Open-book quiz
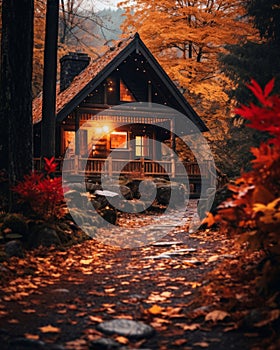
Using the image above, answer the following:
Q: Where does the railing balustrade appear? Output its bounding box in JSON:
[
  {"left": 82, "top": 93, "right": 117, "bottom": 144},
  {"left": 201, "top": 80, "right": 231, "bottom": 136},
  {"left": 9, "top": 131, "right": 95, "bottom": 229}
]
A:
[{"left": 33, "top": 157, "right": 212, "bottom": 179}]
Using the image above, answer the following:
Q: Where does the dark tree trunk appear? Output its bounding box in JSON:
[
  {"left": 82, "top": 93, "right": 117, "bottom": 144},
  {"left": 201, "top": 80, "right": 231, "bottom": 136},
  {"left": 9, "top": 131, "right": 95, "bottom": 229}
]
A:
[
  {"left": 0, "top": 0, "right": 34, "bottom": 211},
  {"left": 41, "top": 0, "right": 59, "bottom": 159}
]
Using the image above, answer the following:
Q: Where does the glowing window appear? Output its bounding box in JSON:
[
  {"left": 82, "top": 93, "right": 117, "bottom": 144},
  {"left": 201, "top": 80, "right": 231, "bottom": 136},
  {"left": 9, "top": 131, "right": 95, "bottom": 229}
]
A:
[
  {"left": 110, "top": 131, "right": 128, "bottom": 149},
  {"left": 135, "top": 136, "right": 149, "bottom": 157},
  {"left": 120, "top": 79, "right": 136, "bottom": 102}
]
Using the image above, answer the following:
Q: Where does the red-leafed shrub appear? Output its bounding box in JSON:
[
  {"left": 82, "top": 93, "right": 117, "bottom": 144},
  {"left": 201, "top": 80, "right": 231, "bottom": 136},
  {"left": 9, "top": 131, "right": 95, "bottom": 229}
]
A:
[
  {"left": 206, "top": 79, "right": 280, "bottom": 293},
  {"left": 13, "top": 157, "right": 65, "bottom": 220}
]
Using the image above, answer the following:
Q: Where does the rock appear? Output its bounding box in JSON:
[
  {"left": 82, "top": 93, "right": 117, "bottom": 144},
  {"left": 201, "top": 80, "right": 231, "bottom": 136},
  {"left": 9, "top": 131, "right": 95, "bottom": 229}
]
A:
[
  {"left": 86, "top": 182, "right": 102, "bottom": 193},
  {"left": 8, "top": 338, "right": 45, "bottom": 349},
  {"left": 51, "top": 288, "right": 70, "bottom": 293},
  {"left": 90, "top": 337, "right": 120, "bottom": 349},
  {"left": 1, "top": 213, "right": 28, "bottom": 240},
  {"left": 152, "top": 241, "right": 183, "bottom": 247},
  {"left": 29, "top": 226, "right": 61, "bottom": 248},
  {"left": 98, "top": 206, "right": 117, "bottom": 225},
  {"left": 144, "top": 254, "right": 172, "bottom": 260},
  {"left": 5, "top": 240, "right": 24, "bottom": 258},
  {"left": 138, "top": 180, "right": 157, "bottom": 202},
  {"left": 64, "top": 190, "right": 87, "bottom": 209},
  {"left": 198, "top": 184, "right": 233, "bottom": 219},
  {"left": 156, "top": 183, "right": 186, "bottom": 206},
  {"left": 97, "top": 319, "right": 155, "bottom": 339},
  {"left": 105, "top": 185, "right": 133, "bottom": 200}
]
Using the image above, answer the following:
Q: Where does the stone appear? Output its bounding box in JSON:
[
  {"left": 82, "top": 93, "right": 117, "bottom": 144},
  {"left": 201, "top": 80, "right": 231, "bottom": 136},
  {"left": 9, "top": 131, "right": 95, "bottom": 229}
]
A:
[
  {"left": 183, "top": 259, "right": 202, "bottom": 265},
  {"left": 198, "top": 184, "right": 233, "bottom": 220},
  {"left": 1, "top": 213, "right": 29, "bottom": 240},
  {"left": 105, "top": 185, "right": 133, "bottom": 200},
  {"left": 90, "top": 337, "right": 120, "bottom": 349},
  {"left": 144, "top": 254, "right": 172, "bottom": 260},
  {"left": 64, "top": 190, "right": 87, "bottom": 209},
  {"left": 5, "top": 240, "right": 24, "bottom": 258},
  {"left": 8, "top": 338, "right": 46, "bottom": 349},
  {"left": 138, "top": 180, "right": 157, "bottom": 202},
  {"left": 98, "top": 206, "right": 117, "bottom": 225},
  {"left": 29, "top": 226, "right": 61, "bottom": 248},
  {"left": 155, "top": 182, "right": 186, "bottom": 207},
  {"left": 152, "top": 241, "right": 183, "bottom": 247},
  {"left": 86, "top": 182, "right": 102, "bottom": 193},
  {"left": 51, "top": 288, "right": 70, "bottom": 293},
  {"left": 97, "top": 319, "right": 155, "bottom": 339}
]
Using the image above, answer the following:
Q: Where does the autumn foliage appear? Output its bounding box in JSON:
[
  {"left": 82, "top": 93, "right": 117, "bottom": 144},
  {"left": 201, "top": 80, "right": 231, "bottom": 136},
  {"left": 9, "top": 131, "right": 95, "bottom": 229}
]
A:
[
  {"left": 12, "top": 157, "right": 65, "bottom": 220},
  {"left": 207, "top": 79, "right": 280, "bottom": 290}
]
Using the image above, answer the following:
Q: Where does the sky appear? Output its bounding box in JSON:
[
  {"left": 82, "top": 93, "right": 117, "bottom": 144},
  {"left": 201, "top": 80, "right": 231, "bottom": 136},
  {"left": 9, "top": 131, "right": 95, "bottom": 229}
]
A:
[{"left": 91, "top": 0, "right": 120, "bottom": 11}]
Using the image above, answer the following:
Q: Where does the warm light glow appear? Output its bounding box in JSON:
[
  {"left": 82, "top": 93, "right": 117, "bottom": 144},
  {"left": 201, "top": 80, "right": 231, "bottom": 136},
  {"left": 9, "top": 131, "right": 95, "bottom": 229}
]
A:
[
  {"left": 95, "top": 127, "right": 103, "bottom": 134},
  {"left": 95, "top": 125, "right": 110, "bottom": 134}
]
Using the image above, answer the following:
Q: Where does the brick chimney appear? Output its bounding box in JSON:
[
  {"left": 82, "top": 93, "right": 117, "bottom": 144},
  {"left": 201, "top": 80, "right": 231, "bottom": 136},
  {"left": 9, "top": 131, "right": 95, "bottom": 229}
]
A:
[{"left": 60, "top": 52, "right": 90, "bottom": 92}]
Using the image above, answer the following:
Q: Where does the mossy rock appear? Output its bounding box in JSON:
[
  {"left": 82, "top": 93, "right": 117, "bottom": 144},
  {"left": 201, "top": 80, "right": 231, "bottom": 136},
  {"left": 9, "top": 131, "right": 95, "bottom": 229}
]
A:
[
  {"left": 55, "top": 222, "right": 73, "bottom": 244},
  {"left": 1, "top": 214, "right": 29, "bottom": 239},
  {"left": 28, "top": 224, "right": 61, "bottom": 249}
]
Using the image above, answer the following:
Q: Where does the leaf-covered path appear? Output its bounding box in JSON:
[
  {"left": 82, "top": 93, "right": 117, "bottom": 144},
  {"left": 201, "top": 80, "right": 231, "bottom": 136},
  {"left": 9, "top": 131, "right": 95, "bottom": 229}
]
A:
[{"left": 0, "top": 201, "right": 277, "bottom": 350}]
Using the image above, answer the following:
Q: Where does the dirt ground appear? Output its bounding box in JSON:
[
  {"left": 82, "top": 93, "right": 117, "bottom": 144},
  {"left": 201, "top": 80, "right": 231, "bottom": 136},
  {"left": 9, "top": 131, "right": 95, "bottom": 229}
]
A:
[{"left": 0, "top": 201, "right": 279, "bottom": 350}]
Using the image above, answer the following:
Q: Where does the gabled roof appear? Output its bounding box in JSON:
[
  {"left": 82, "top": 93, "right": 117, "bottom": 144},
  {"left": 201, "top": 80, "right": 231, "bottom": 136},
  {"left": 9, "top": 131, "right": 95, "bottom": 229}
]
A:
[{"left": 33, "top": 33, "right": 207, "bottom": 132}]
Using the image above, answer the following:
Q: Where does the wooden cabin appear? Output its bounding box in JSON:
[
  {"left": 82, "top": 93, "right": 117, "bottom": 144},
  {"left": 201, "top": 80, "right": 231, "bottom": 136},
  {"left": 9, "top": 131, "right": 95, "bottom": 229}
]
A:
[{"left": 32, "top": 33, "right": 212, "bottom": 196}]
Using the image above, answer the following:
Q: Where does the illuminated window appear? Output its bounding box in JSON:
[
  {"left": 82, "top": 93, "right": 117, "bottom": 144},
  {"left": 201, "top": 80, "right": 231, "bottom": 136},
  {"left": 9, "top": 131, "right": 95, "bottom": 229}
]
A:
[
  {"left": 64, "top": 130, "right": 75, "bottom": 155},
  {"left": 110, "top": 131, "right": 128, "bottom": 149},
  {"left": 120, "top": 79, "right": 136, "bottom": 102},
  {"left": 135, "top": 136, "right": 149, "bottom": 157}
]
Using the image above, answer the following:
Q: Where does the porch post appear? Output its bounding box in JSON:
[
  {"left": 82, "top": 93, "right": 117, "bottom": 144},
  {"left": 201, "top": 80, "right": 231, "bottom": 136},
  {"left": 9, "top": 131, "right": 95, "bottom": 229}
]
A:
[
  {"left": 141, "top": 157, "right": 145, "bottom": 177},
  {"left": 108, "top": 156, "right": 113, "bottom": 177},
  {"left": 170, "top": 118, "right": 176, "bottom": 178},
  {"left": 74, "top": 109, "right": 80, "bottom": 174}
]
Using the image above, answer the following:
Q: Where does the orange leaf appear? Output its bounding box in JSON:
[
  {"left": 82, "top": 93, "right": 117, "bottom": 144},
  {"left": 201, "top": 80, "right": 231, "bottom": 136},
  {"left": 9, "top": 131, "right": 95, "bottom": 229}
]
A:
[
  {"left": 39, "top": 324, "right": 61, "bottom": 333},
  {"left": 202, "top": 212, "right": 215, "bottom": 227},
  {"left": 147, "top": 305, "right": 164, "bottom": 315},
  {"left": 173, "top": 338, "right": 188, "bottom": 346},
  {"left": 88, "top": 315, "right": 103, "bottom": 323},
  {"left": 205, "top": 310, "right": 230, "bottom": 322},
  {"left": 115, "top": 336, "right": 129, "bottom": 344},
  {"left": 24, "top": 334, "right": 40, "bottom": 340}
]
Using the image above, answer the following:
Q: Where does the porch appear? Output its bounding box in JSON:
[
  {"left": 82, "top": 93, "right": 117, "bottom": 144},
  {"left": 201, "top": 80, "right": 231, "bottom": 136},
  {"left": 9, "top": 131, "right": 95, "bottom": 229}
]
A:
[{"left": 34, "top": 157, "right": 215, "bottom": 197}]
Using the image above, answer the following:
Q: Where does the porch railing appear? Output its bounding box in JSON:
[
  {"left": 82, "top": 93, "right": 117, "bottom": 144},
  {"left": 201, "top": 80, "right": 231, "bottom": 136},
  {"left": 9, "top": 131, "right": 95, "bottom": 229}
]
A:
[{"left": 34, "top": 157, "right": 212, "bottom": 179}]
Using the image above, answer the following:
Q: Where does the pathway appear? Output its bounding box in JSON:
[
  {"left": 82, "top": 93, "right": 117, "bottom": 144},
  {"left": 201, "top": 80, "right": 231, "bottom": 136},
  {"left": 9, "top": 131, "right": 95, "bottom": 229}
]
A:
[{"left": 0, "top": 201, "right": 271, "bottom": 349}]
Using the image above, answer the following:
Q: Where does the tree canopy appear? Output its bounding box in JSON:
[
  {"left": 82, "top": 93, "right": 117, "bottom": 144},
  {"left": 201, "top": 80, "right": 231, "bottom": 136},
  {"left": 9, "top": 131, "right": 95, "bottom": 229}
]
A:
[{"left": 120, "top": 0, "right": 257, "bottom": 136}]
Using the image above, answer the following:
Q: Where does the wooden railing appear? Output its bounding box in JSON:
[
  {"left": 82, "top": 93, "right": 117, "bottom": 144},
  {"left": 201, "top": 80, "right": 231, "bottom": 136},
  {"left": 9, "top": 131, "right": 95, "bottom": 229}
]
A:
[{"left": 34, "top": 157, "right": 212, "bottom": 179}]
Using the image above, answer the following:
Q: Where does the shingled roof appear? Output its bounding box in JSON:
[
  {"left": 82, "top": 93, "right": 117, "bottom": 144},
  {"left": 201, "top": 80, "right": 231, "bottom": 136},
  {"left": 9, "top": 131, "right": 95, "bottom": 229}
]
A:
[
  {"left": 32, "top": 35, "right": 135, "bottom": 124},
  {"left": 33, "top": 33, "right": 207, "bottom": 132}
]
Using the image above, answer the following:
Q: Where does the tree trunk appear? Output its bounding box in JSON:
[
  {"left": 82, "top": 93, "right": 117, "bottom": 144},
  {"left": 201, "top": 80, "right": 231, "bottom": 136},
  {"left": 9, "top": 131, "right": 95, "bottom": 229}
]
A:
[
  {"left": 0, "top": 0, "right": 34, "bottom": 211},
  {"left": 41, "top": 0, "right": 59, "bottom": 160}
]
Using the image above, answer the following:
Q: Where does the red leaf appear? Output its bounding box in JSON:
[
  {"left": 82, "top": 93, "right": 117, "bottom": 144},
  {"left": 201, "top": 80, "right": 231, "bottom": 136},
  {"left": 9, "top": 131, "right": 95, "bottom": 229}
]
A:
[{"left": 264, "top": 78, "right": 275, "bottom": 98}]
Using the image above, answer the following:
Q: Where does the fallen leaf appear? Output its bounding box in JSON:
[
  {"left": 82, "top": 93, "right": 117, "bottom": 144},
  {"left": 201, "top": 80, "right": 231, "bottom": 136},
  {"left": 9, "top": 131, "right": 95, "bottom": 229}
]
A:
[
  {"left": 173, "top": 338, "right": 188, "bottom": 346},
  {"left": 39, "top": 324, "right": 61, "bottom": 333},
  {"left": 254, "top": 309, "right": 280, "bottom": 328},
  {"left": 80, "top": 258, "right": 93, "bottom": 265},
  {"left": 104, "top": 288, "right": 115, "bottom": 293},
  {"left": 22, "top": 309, "right": 36, "bottom": 314},
  {"left": 160, "top": 291, "right": 172, "bottom": 298},
  {"left": 24, "top": 334, "right": 39, "bottom": 340},
  {"left": 193, "top": 341, "right": 209, "bottom": 348},
  {"left": 205, "top": 310, "right": 230, "bottom": 322},
  {"left": 183, "top": 323, "right": 200, "bottom": 331},
  {"left": 88, "top": 315, "right": 103, "bottom": 323},
  {"left": 207, "top": 255, "right": 220, "bottom": 263},
  {"left": 8, "top": 319, "right": 19, "bottom": 324},
  {"left": 115, "top": 336, "right": 129, "bottom": 344},
  {"left": 148, "top": 304, "right": 164, "bottom": 315}
]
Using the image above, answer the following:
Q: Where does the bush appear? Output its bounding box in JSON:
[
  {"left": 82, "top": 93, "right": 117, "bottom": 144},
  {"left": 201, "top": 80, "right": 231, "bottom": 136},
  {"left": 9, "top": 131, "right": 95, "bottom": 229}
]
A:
[
  {"left": 12, "top": 157, "right": 66, "bottom": 221},
  {"left": 206, "top": 79, "right": 280, "bottom": 293}
]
